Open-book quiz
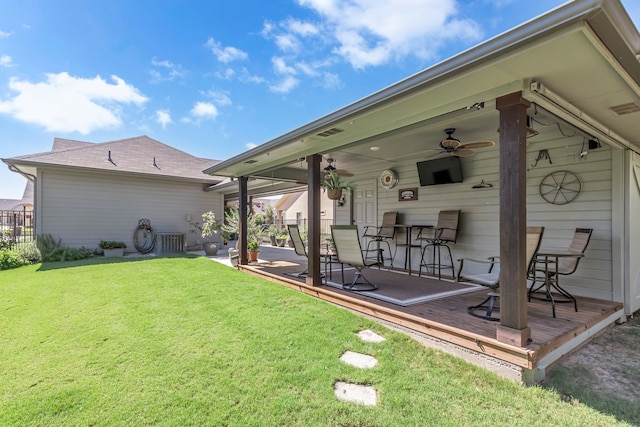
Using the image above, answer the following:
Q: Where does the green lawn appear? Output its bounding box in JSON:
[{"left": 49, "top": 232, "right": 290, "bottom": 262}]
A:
[{"left": 0, "top": 256, "right": 628, "bottom": 426}]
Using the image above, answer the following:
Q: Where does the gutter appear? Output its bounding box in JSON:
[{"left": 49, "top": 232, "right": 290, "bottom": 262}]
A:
[{"left": 204, "top": 0, "right": 606, "bottom": 176}]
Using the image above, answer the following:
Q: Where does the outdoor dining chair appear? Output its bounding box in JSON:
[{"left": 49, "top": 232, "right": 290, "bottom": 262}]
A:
[
  {"left": 287, "top": 224, "right": 309, "bottom": 277},
  {"left": 528, "top": 227, "right": 593, "bottom": 317},
  {"left": 331, "top": 225, "right": 380, "bottom": 291},
  {"left": 459, "top": 226, "right": 544, "bottom": 321}
]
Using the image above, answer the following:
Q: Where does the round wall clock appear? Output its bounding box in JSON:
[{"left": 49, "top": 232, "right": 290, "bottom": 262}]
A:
[
  {"left": 539, "top": 170, "right": 581, "bottom": 205},
  {"left": 380, "top": 169, "right": 399, "bottom": 189}
]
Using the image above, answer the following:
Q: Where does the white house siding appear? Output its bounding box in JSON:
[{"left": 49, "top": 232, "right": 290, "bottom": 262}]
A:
[
  {"left": 36, "top": 168, "right": 222, "bottom": 252},
  {"left": 348, "top": 135, "right": 615, "bottom": 302},
  {"left": 283, "top": 191, "right": 335, "bottom": 236}
]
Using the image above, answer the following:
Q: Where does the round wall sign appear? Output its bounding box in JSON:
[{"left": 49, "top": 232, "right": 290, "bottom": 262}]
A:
[{"left": 380, "top": 169, "right": 399, "bottom": 189}]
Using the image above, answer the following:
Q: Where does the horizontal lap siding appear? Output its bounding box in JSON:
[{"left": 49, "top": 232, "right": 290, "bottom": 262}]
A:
[
  {"left": 350, "top": 135, "right": 614, "bottom": 301},
  {"left": 39, "top": 169, "right": 221, "bottom": 251}
]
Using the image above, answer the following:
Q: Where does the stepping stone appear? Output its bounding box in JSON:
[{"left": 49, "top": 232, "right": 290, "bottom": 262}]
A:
[
  {"left": 357, "top": 329, "right": 386, "bottom": 343},
  {"left": 334, "top": 381, "right": 377, "bottom": 406},
  {"left": 340, "top": 351, "right": 378, "bottom": 369}
]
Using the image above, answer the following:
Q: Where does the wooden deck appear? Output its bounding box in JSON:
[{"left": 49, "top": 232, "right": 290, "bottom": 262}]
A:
[{"left": 232, "top": 246, "right": 623, "bottom": 383}]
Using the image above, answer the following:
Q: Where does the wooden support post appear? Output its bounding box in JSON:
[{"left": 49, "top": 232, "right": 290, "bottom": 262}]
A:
[
  {"left": 496, "top": 91, "right": 531, "bottom": 346},
  {"left": 239, "top": 176, "right": 248, "bottom": 265},
  {"left": 306, "top": 154, "right": 322, "bottom": 286}
]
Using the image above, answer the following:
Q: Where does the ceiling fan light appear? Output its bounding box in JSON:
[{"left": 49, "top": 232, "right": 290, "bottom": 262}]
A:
[
  {"left": 324, "top": 164, "right": 336, "bottom": 171},
  {"left": 440, "top": 137, "right": 460, "bottom": 149}
]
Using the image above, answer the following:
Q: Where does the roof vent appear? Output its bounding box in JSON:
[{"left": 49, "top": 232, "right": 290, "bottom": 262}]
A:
[
  {"left": 610, "top": 102, "right": 640, "bottom": 115},
  {"left": 243, "top": 159, "right": 258, "bottom": 164},
  {"left": 317, "top": 127, "right": 344, "bottom": 137}
]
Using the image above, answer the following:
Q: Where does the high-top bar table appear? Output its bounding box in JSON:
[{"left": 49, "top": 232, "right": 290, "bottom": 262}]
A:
[{"left": 393, "top": 225, "right": 432, "bottom": 275}]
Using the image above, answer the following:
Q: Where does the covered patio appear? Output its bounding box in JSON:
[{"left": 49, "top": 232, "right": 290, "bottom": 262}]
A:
[{"left": 203, "top": 1, "right": 640, "bottom": 383}]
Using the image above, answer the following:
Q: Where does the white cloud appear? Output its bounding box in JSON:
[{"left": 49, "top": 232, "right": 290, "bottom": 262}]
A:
[
  {"left": 238, "top": 67, "right": 266, "bottom": 84},
  {"left": 0, "top": 72, "right": 148, "bottom": 134},
  {"left": 285, "top": 18, "right": 319, "bottom": 37},
  {"left": 155, "top": 109, "right": 172, "bottom": 129},
  {"left": 295, "top": 0, "right": 482, "bottom": 68},
  {"left": 190, "top": 101, "right": 218, "bottom": 120},
  {"left": 269, "top": 75, "right": 299, "bottom": 93},
  {"left": 204, "top": 89, "right": 232, "bottom": 107},
  {"left": 206, "top": 37, "right": 248, "bottom": 63},
  {"left": 246, "top": 142, "right": 258, "bottom": 149},
  {"left": 272, "top": 57, "right": 297, "bottom": 75},
  {"left": 275, "top": 33, "right": 300, "bottom": 52},
  {"left": 150, "top": 57, "right": 185, "bottom": 82},
  {"left": 0, "top": 55, "right": 13, "bottom": 67},
  {"left": 0, "top": 30, "right": 12, "bottom": 39}
]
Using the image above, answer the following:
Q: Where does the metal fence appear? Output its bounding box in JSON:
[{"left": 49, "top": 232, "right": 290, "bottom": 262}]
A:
[{"left": 0, "top": 209, "right": 35, "bottom": 247}]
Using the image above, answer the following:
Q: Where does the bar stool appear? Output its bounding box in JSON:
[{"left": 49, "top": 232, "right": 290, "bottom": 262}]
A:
[
  {"left": 418, "top": 210, "right": 460, "bottom": 279},
  {"left": 362, "top": 211, "right": 397, "bottom": 267}
]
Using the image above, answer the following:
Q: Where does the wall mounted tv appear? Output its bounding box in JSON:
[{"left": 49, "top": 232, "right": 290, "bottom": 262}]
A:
[{"left": 416, "top": 156, "right": 463, "bottom": 186}]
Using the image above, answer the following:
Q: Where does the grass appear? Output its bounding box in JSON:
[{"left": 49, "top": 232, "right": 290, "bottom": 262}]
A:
[
  {"left": 0, "top": 256, "right": 631, "bottom": 426},
  {"left": 543, "top": 315, "right": 640, "bottom": 425}
]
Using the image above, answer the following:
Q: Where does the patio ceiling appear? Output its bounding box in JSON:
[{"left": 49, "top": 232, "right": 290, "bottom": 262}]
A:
[{"left": 204, "top": 0, "right": 640, "bottom": 194}]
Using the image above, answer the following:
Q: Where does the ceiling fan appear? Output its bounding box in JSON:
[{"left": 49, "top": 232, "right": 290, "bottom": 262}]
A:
[
  {"left": 426, "top": 128, "right": 495, "bottom": 158},
  {"left": 323, "top": 157, "right": 353, "bottom": 177}
]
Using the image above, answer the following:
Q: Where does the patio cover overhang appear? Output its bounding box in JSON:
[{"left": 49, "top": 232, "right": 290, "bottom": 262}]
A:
[{"left": 203, "top": 0, "right": 640, "bottom": 345}]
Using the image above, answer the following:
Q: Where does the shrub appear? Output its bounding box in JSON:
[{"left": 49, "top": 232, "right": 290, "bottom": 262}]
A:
[
  {"left": 98, "top": 240, "right": 127, "bottom": 249},
  {"left": 36, "top": 233, "right": 93, "bottom": 262},
  {"left": 16, "top": 241, "right": 41, "bottom": 264},
  {"left": 0, "top": 249, "right": 28, "bottom": 270}
]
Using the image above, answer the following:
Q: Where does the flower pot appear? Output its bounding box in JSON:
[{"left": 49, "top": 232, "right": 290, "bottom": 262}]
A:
[
  {"left": 203, "top": 242, "right": 219, "bottom": 256},
  {"left": 276, "top": 238, "right": 287, "bottom": 247},
  {"left": 248, "top": 250, "right": 259, "bottom": 262},
  {"left": 103, "top": 248, "right": 124, "bottom": 257},
  {"left": 327, "top": 188, "right": 343, "bottom": 200},
  {"left": 270, "top": 236, "right": 277, "bottom": 246}
]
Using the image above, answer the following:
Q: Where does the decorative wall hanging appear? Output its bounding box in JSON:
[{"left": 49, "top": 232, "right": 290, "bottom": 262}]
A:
[
  {"left": 380, "top": 168, "right": 399, "bottom": 189},
  {"left": 530, "top": 149, "right": 552, "bottom": 169},
  {"left": 134, "top": 218, "right": 155, "bottom": 253},
  {"left": 539, "top": 171, "right": 581, "bottom": 205},
  {"left": 472, "top": 179, "right": 493, "bottom": 189},
  {"left": 398, "top": 187, "right": 418, "bottom": 201}
]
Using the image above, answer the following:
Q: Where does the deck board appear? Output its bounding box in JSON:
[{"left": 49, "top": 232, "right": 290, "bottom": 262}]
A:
[{"left": 235, "top": 247, "right": 623, "bottom": 372}]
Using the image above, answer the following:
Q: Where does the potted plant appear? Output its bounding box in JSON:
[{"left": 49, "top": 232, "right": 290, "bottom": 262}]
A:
[
  {"left": 189, "top": 211, "right": 221, "bottom": 256},
  {"left": 99, "top": 240, "right": 126, "bottom": 257},
  {"left": 267, "top": 224, "right": 279, "bottom": 246},
  {"left": 276, "top": 232, "right": 289, "bottom": 247},
  {"left": 247, "top": 240, "right": 260, "bottom": 262},
  {"left": 322, "top": 170, "right": 357, "bottom": 200}
]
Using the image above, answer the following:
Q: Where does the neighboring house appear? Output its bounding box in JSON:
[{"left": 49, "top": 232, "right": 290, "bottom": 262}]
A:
[
  {"left": 274, "top": 191, "right": 336, "bottom": 235},
  {"left": 203, "top": 0, "right": 640, "bottom": 374},
  {"left": 1, "top": 136, "right": 225, "bottom": 252}
]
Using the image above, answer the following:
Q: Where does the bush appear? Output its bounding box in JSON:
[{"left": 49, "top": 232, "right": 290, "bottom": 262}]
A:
[
  {"left": 36, "top": 233, "right": 93, "bottom": 262},
  {"left": 0, "top": 249, "right": 28, "bottom": 270},
  {"left": 41, "top": 247, "right": 94, "bottom": 262},
  {"left": 16, "top": 241, "right": 41, "bottom": 264}
]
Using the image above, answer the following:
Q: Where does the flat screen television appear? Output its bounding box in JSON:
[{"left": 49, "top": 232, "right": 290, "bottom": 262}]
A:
[{"left": 416, "top": 156, "right": 463, "bottom": 186}]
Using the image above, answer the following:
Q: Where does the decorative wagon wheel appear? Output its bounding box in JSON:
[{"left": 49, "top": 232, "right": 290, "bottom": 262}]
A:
[
  {"left": 133, "top": 218, "right": 155, "bottom": 253},
  {"left": 539, "top": 171, "right": 581, "bottom": 205}
]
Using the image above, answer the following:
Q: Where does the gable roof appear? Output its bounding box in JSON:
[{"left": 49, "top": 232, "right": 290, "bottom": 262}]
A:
[{"left": 2, "top": 135, "right": 224, "bottom": 184}]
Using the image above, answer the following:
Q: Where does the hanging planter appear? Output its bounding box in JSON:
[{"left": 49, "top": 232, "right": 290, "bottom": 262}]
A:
[
  {"left": 327, "top": 188, "right": 343, "bottom": 200},
  {"left": 322, "top": 170, "right": 356, "bottom": 201}
]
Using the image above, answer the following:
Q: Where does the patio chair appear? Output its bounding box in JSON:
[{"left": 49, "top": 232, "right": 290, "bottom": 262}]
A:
[
  {"left": 460, "top": 226, "right": 544, "bottom": 321},
  {"left": 418, "top": 209, "right": 461, "bottom": 279},
  {"left": 362, "top": 211, "right": 397, "bottom": 267},
  {"left": 331, "top": 225, "right": 380, "bottom": 291},
  {"left": 287, "top": 224, "right": 309, "bottom": 277},
  {"left": 528, "top": 228, "right": 593, "bottom": 317}
]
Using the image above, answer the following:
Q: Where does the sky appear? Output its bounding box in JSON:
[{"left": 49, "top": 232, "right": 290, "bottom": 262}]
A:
[{"left": 1, "top": 0, "right": 639, "bottom": 199}]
